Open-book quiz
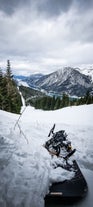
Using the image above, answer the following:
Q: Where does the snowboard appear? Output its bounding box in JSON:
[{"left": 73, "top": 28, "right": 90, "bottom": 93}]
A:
[{"left": 45, "top": 160, "right": 88, "bottom": 204}]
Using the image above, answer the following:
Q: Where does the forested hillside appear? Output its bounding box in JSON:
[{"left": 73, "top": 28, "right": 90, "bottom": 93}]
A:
[
  {"left": 0, "top": 60, "right": 22, "bottom": 114},
  {"left": 19, "top": 85, "right": 93, "bottom": 111}
]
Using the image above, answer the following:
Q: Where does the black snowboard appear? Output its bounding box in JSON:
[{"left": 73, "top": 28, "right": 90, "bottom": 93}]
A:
[{"left": 45, "top": 160, "right": 88, "bottom": 205}]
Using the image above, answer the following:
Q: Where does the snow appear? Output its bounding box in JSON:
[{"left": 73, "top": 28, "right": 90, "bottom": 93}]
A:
[
  {"left": 76, "top": 67, "right": 93, "bottom": 82},
  {"left": 0, "top": 104, "right": 93, "bottom": 207},
  {"left": 17, "top": 79, "right": 29, "bottom": 87},
  {"left": 82, "top": 68, "right": 93, "bottom": 82}
]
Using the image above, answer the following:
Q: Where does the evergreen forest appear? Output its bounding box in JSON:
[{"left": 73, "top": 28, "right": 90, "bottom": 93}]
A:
[
  {"left": 20, "top": 86, "right": 93, "bottom": 111},
  {"left": 0, "top": 60, "right": 22, "bottom": 114}
]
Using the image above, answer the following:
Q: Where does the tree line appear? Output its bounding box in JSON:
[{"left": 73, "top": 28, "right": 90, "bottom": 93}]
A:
[
  {"left": 29, "top": 91, "right": 93, "bottom": 110},
  {"left": 0, "top": 60, "right": 22, "bottom": 114}
]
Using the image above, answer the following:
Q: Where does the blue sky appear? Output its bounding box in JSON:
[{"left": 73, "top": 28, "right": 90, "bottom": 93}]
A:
[{"left": 0, "top": 0, "right": 93, "bottom": 75}]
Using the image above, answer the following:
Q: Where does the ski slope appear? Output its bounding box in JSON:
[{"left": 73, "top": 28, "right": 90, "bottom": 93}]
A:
[{"left": 0, "top": 104, "right": 93, "bottom": 207}]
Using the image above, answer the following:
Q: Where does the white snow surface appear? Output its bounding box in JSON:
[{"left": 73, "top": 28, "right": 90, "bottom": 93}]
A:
[
  {"left": 82, "top": 68, "right": 93, "bottom": 82},
  {"left": 0, "top": 104, "right": 93, "bottom": 207}
]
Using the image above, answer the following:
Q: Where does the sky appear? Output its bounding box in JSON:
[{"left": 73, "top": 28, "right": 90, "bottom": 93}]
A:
[{"left": 0, "top": 0, "right": 93, "bottom": 75}]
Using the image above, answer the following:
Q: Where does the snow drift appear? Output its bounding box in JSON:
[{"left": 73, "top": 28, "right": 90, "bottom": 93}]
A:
[{"left": 0, "top": 104, "right": 93, "bottom": 207}]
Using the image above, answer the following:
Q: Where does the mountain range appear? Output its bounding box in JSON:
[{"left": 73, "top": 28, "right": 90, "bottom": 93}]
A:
[{"left": 14, "top": 67, "right": 93, "bottom": 97}]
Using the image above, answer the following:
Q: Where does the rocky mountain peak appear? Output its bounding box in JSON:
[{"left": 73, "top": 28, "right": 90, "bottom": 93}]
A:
[{"left": 35, "top": 67, "right": 93, "bottom": 96}]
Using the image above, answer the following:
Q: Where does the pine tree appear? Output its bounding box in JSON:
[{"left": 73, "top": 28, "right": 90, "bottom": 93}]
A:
[
  {"left": 54, "top": 97, "right": 61, "bottom": 110},
  {"left": 40, "top": 96, "right": 47, "bottom": 109},
  {"left": 0, "top": 67, "right": 3, "bottom": 91},
  {"left": 0, "top": 67, "right": 3, "bottom": 80},
  {"left": 50, "top": 96, "right": 55, "bottom": 110},
  {"left": 0, "top": 60, "right": 22, "bottom": 113},
  {"left": 85, "top": 90, "right": 91, "bottom": 104},
  {"left": 46, "top": 97, "right": 52, "bottom": 110},
  {"left": 0, "top": 68, "right": 3, "bottom": 109},
  {"left": 61, "top": 93, "right": 69, "bottom": 108},
  {"left": 6, "top": 60, "right": 13, "bottom": 79}
]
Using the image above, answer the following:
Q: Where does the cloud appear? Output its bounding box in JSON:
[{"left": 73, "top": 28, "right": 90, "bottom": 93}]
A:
[
  {"left": 0, "top": 0, "right": 73, "bottom": 16},
  {"left": 0, "top": 0, "right": 93, "bottom": 17},
  {"left": 0, "top": 0, "right": 93, "bottom": 74}
]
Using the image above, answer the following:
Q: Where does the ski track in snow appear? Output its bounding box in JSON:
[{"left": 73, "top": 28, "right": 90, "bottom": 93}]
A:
[{"left": 0, "top": 104, "right": 93, "bottom": 207}]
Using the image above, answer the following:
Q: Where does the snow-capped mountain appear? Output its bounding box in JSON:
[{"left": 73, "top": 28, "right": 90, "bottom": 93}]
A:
[
  {"left": 14, "top": 73, "right": 44, "bottom": 89},
  {"left": 14, "top": 67, "right": 93, "bottom": 97},
  {"left": 25, "top": 73, "right": 44, "bottom": 87},
  {"left": 35, "top": 67, "right": 93, "bottom": 96}
]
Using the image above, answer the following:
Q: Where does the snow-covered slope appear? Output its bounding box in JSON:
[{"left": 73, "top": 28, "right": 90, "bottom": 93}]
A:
[
  {"left": 80, "top": 68, "right": 93, "bottom": 82},
  {"left": 0, "top": 105, "right": 93, "bottom": 207}
]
